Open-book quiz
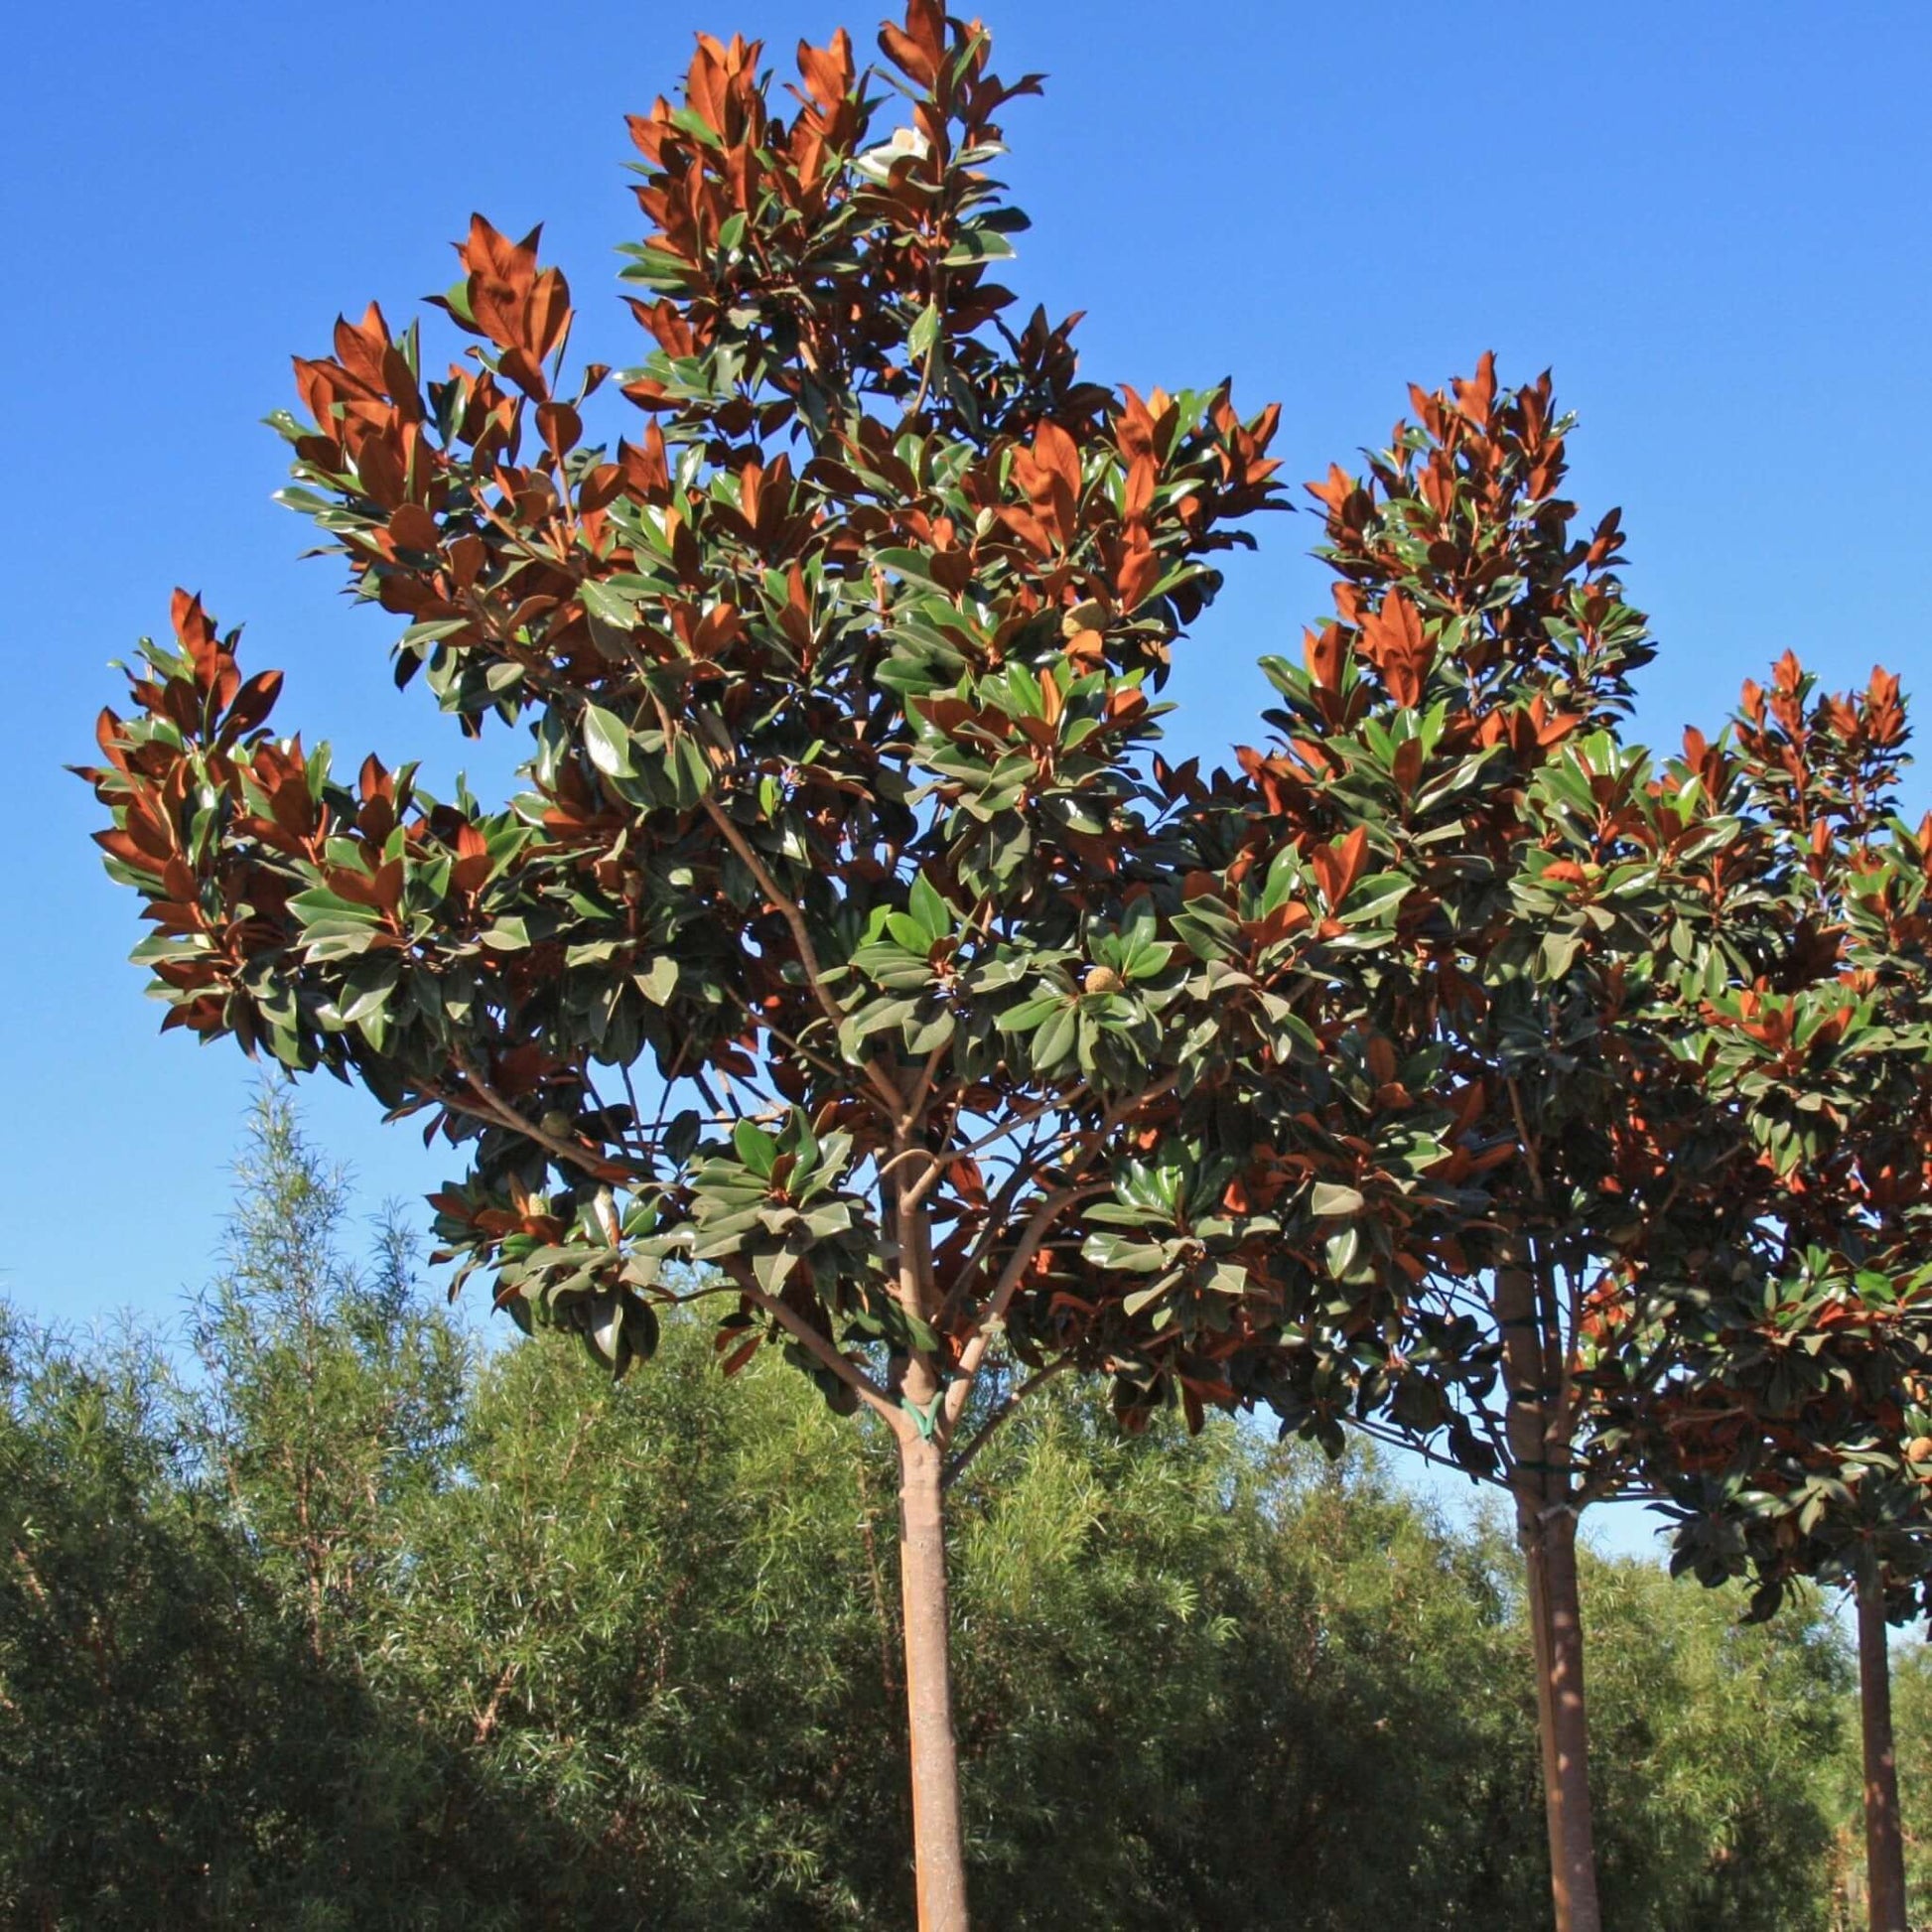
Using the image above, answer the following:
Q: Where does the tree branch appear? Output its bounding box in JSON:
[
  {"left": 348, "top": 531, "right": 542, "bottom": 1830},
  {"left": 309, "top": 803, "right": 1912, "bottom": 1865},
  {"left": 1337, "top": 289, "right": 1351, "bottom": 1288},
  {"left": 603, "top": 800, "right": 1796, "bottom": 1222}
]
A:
[
  {"left": 943, "top": 1359, "right": 1071, "bottom": 1490},
  {"left": 938, "top": 1160, "right": 1037, "bottom": 1325},
  {"left": 890, "top": 1161, "right": 942, "bottom": 1328},
  {"left": 878, "top": 1084, "right": 1087, "bottom": 1204},
  {"left": 444, "top": 1049, "right": 636, "bottom": 1183},
  {"left": 699, "top": 793, "right": 902, "bottom": 1115},
  {"left": 940, "top": 1184, "right": 1106, "bottom": 1441},
  {"left": 1506, "top": 1074, "right": 1546, "bottom": 1205},
  {"left": 900, "top": 1037, "right": 950, "bottom": 1133},
  {"left": 1350, "top": 1414, "right": 1502, "bottom": 1489},
  {"left": 721, "top": 1259, "right": 902, "bottom": 1431},
  {"left": 471, "top": 1660, "right": 520, "bottom": 1747}
]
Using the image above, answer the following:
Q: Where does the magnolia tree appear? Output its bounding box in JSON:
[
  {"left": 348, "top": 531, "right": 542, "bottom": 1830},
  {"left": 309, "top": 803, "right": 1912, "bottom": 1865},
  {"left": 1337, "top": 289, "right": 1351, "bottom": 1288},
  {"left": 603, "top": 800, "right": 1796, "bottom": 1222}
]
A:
[
  {"left": 1640, "top": 658, "right": 1932, "bottom": 1932},
  {"left": 79, "top": 11, "right": 1457, "bottom": 1924},
  {"left": 1226, "top": 360, "right": 1837, "bottom": 1932}
]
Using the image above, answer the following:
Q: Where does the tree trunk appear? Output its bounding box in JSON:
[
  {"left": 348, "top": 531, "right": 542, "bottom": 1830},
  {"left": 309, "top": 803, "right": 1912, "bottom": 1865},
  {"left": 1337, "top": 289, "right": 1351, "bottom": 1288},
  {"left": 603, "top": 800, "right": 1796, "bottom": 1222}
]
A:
[
  {"left": 1521, "top": 1497, "right": 1599, "bottom": 1932},
  {"left": 1496, "top": 1256, "right": 1601, "bottom": 1932},
  {"left": 896, "top": 1400, "right": 970, "bottom": 1932},
  {"left": 1859, "top": 1568, "right": 1910, "bottom": 1932}
]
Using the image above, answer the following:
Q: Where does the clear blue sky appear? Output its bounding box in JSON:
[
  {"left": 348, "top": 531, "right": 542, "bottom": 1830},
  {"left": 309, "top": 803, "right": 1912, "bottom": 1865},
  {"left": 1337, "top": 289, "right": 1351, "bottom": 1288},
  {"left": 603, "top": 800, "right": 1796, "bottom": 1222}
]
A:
[{"left": 5, "top": 0, "right": 1929, "bottom": 1471}]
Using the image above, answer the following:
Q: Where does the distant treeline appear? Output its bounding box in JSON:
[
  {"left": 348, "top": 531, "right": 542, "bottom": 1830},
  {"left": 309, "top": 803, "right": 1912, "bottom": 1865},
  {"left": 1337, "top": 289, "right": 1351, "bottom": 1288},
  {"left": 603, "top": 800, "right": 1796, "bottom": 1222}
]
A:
[{"left": 0, "top": 1094, "right": 1910, "bottom": 1927}]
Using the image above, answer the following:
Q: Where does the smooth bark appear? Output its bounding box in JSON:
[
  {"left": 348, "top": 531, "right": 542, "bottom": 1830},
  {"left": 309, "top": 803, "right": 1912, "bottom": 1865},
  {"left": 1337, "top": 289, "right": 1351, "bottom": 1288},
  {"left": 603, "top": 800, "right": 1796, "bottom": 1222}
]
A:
[
  {"left": 896, "top": 1373, "right": 970, "bottom": 1932},
  {"left": 1858, "top": 1568, "right": 1910, "bottom": 1932},
  {"left": 1523, "top": 1499, "right": 1599, "bottom": 1932},
  {"left": 1497, "top": 1257, "right": 1601, "bottom": 1932}
]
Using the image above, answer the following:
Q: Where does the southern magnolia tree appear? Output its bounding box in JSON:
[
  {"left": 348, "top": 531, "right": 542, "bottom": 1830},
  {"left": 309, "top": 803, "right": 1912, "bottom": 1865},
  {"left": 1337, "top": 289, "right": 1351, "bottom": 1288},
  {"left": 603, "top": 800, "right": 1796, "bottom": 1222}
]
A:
[
  {"left": 1229, "top": 359, "right": 1850, "bottom": 1932},
  {"left": 1640, "top": 658, "right": 1932, "bottom": 1932},
  {"left": 80, "top": 11, "right": 1455, "bottom": 1924}
]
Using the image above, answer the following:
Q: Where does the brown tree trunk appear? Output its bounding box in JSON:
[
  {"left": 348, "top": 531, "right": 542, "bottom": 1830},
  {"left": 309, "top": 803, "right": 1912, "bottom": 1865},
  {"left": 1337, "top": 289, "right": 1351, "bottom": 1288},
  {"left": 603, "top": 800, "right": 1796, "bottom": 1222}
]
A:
[
  {"left": 1522, "top": 1497, "right": 1599, "bottom": 1932},
  {"left": 1497, "top": 1255, "right": 1601, "bottom": 1932},
  {"left": 896, "top": 1383, "right": 970, "bottom": 1932},
  {"left": 1859, "top": 1567, "right": 1910, "bottom": 1932}
]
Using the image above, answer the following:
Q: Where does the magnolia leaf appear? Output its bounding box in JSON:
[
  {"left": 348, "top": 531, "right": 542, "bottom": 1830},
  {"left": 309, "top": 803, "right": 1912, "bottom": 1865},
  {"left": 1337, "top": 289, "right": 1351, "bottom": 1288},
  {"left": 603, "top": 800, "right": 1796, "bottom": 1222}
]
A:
[
  {"left": 580, "top": 579, "right": 644, "bottom": 633},
  {"left": 733, "top": 1119, "right": 778, "bottom": 1178},
  {"left": 1123, "top": 1277, "right": 1177, "bottom": 1318},
  {"left": 941, "top": 228, "right": 1017, "bottom": 268},
  {"left": 752, "top": 1246, "right": 796, "bottom": 1295},
  {"left": 1310, "top": 1182, "right": 1366, "bottom": 1218},
  {"left": 908, "top": 871, "right": 951, "bottom": 943},
  {"left": 634, "top": 955, "right": 679, "bottom": 1005},
  {"left": 1033, "top": 1005, "right": 1077, "bottom": 1067},
  {"left": 583, "top": 704, "right": 635, "bottom": 777},
  {"left": 907, "top": 301, "right": 941, "bottom": 360}
]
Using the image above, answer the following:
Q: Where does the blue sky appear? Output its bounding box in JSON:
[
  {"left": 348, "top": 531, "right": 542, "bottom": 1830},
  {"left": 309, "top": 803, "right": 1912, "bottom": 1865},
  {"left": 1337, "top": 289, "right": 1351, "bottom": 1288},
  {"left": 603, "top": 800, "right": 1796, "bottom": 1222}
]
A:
[{"left": 5, "top": 1, "right": 1930, "bottom": 1545}]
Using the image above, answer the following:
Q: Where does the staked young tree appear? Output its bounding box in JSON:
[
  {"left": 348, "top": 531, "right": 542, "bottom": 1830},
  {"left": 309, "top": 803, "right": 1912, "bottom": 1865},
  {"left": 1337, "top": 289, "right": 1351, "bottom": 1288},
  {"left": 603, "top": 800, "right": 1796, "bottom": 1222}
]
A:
[
  {"left": 1639, "top": 658, "right": 1932, "bottom": 1932},
  {"left": 77, "top": 10, "right": 1456, "bottom": 1922}
]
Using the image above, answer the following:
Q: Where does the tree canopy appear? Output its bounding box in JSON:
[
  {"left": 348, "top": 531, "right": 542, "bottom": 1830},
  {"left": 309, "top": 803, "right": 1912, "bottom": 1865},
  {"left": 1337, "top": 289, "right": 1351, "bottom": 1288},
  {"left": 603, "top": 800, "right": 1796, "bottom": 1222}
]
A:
[{"left": 71, "top": 4, "right": 1932, "bottom": 1923}]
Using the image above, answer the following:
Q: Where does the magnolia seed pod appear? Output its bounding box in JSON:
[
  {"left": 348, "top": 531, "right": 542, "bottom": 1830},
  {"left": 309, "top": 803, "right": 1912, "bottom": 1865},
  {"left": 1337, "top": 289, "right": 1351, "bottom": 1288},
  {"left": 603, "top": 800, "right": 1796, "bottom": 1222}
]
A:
[
  {"left": 539, "top": 1108, "right": 574, "bottom": 1141},
  {"left": 1083, "top": 965, "right": 1125, "bottom": 996},
  {"left": 1908, "top": 1437, "right": 1932, "bottom": 1464}
]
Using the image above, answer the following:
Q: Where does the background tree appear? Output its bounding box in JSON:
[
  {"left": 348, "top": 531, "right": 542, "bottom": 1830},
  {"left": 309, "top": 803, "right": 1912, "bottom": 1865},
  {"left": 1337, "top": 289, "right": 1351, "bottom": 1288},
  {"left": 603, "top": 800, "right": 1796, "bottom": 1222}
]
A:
[
  {"left": 193, "top": 1082, "right": 468, "bottom": 1659},
  {"left": 1639, "top": 656, "right": 1932, "bottom": 1932},
  {"left": 0, "top": 1311, "right": 312, "bottom": 1928},
  {"left": 1232, "top": 354, "right": 1802, "bottom": 1931},
  {"left": 410, "top": 1324, "right": 1846, "bottom": 1932},
  {"left": 78, "top": 10, "right": 1449, "bottom": 1922},
  {"left": 0, "top": 1276, "right": 539, "bottom": 1928},
  {"left": 0, "top": 1084, "right": 1863, "bottom": 1927}
]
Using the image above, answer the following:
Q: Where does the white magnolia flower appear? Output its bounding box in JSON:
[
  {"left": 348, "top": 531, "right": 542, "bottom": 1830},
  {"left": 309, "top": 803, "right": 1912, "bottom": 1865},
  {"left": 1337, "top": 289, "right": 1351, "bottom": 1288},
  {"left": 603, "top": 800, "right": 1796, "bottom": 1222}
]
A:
[{"left": 854, "top": 124, "right": 932, "bottom": 183}]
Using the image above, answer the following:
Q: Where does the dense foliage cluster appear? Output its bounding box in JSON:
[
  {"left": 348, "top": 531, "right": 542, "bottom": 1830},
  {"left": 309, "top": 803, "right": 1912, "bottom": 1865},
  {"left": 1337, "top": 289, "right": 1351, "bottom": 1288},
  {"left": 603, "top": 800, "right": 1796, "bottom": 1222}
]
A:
[
  {"left": 1637, "top": 660, "right": 1932, "bottom": 1614},
  {"left": 0, "top": 1098, "right": 1874, "bottom": 1930},
  {"left": 75, "top": 8, "right": 1421, "bottom": 1451},
  {"left": 1236, "top": 359, "right": 1932, "bottom": 1547}
]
